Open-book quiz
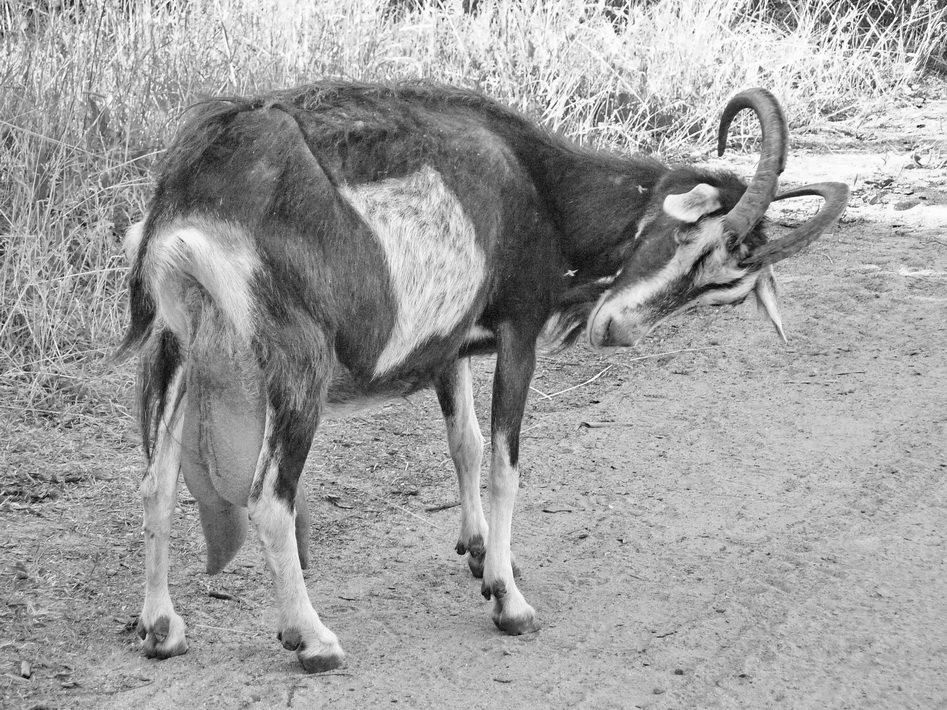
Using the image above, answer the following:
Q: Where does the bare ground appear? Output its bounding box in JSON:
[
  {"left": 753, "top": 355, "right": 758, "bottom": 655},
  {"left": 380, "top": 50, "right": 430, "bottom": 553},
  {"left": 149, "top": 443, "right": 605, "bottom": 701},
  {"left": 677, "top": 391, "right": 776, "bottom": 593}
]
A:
[{"left": 2, "top": 93, "right": 947, "bottom": 709}]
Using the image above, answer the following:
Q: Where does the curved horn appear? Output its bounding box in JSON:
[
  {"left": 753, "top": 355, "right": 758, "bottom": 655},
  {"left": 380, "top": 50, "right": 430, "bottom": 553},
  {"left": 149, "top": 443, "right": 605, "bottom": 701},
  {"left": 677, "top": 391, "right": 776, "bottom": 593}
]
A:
[
  {"left": 717, "top": 88, "right": 789, "bottom": 240},
  {"left": 740, "top": 182, "right": 850, "bottom": 267}
]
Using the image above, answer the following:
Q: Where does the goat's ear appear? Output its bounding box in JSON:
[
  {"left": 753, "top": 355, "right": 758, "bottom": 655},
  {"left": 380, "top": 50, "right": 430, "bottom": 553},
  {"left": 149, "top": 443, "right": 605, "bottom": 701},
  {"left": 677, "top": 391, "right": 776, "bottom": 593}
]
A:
[
  {"left": 662, "top": 184, "right": 722, "bottom": 224},
  {"left": 754, "top": 266, "right": 787, "bottom": 343}
]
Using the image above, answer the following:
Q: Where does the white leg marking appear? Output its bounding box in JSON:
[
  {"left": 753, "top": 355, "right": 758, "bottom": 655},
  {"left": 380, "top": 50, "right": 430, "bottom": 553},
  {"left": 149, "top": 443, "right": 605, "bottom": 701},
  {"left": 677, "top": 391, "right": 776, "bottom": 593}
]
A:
[
  {"left": 138, "top": 368, "right": 188, "bottom": 659},
  {"left": 483, "top": 437, "right": 538, "bottom": 634},
  {"left": 443, "top": 360, "right": 488, "bottom": 573},
  {"left": 249, "top": 408, "right": 344, "bottom": 672},
  {"left": 339, "top": 167, "right": 486, "bottom": 376}
]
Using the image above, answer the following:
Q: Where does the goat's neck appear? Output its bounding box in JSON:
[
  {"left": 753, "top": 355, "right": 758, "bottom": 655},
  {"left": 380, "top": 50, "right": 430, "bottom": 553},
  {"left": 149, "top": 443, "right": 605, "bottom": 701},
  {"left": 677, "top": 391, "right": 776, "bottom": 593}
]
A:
[{"left": 540, "top": 148, "right": 665, "bottom": 278}]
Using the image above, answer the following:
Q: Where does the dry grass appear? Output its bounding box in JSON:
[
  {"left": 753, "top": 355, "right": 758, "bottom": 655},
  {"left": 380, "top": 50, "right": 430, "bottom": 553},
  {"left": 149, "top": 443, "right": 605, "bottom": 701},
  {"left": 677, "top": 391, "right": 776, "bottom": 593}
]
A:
[{"left": 0, "top": 0, "right": 945, "bottom": 420}]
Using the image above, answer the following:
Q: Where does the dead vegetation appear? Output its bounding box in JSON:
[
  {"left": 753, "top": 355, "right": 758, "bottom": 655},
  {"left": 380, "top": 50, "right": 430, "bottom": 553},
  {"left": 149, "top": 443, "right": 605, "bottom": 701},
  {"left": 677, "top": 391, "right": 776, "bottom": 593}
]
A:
[{"left": 1, "top": 0, "right": 946, "bottom": 419}]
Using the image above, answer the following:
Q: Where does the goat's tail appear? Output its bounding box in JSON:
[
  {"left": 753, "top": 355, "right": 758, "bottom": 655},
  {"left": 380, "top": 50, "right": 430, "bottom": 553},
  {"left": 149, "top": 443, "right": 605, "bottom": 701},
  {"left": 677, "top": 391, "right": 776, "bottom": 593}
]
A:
[
  {"left": 114, "top": 95, "right": 268, "bottom": 365},
  {"left": 114, "top": 217, "right": 177, "bottom": 462},
  {"left": 114, "top": 220, "right": 158, "bottom": 364}
]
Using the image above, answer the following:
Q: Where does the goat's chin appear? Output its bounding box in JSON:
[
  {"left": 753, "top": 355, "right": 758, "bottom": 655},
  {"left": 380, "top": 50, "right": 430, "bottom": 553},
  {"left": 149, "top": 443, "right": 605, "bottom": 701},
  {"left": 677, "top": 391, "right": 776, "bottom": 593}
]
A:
[{"left": 588, "top": 320, "right": 653, "bottom": 351}]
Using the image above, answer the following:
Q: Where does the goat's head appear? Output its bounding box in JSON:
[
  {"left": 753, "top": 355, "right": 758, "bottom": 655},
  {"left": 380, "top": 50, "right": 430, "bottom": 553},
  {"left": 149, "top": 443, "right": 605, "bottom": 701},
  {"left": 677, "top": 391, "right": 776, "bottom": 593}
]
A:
[{"left": 588, "top": 89, "right": 848, "bottom": 349}]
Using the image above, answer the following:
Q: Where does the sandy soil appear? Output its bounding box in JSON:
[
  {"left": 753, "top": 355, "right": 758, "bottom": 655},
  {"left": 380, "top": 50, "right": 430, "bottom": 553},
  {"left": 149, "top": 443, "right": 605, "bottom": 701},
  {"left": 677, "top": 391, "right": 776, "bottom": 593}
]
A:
[{"left": 2, "top": 92, "right": 946, "bottom": 709}]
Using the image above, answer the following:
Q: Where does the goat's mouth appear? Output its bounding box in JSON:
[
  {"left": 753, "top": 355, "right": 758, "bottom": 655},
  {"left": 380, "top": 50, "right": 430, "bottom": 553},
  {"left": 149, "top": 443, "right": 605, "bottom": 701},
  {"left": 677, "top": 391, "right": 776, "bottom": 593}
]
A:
[
  {"left": 588, "top": 302, "right": 654, "bottom": 350},
  {"left": 588, "top": 296, "right": 707, "bottom": 351}
]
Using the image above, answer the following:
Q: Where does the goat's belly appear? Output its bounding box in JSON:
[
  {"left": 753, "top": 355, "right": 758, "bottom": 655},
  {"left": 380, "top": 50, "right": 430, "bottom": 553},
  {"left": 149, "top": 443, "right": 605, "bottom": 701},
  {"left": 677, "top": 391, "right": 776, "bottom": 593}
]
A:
[
  {"left": 322, "top": 392, "right": 407, "bottom": 420},
  {"left": 322, "top": 367, "right": 421, "bottom": 421}
]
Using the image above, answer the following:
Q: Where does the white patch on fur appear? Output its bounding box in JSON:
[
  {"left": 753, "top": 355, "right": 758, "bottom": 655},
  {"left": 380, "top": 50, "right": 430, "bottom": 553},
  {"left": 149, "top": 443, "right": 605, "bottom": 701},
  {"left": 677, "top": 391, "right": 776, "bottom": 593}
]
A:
[
  {"left": 339, "top": 167, "right": 486, "bottom": 377},
  {"left": 124, "top": 220, "right": 145, "bottom": 262},
  {"left": 633, "top": 214, "right": 655, "bottom": 241},
  {"left": 143, "top": 217, "right": 260, "bottom": 343},
  {"left": 463, "top": 324, "right": 493, "bottom": 345}
]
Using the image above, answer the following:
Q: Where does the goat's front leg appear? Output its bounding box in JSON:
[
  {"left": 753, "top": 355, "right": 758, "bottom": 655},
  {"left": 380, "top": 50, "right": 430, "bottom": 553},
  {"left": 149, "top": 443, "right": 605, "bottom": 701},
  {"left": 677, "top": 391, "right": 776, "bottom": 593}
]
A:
[
  {"left": 249, "top": 403, "right": 344, "bottom": 673},
  {"left": 138, "top": 366, "right": 189, "bottom": 659},
  {"left": 482, "top": 324, "right": 539, "bottom": 634},
  {"left": 435, "top": 358, "right": 489, "bottom": 577}
]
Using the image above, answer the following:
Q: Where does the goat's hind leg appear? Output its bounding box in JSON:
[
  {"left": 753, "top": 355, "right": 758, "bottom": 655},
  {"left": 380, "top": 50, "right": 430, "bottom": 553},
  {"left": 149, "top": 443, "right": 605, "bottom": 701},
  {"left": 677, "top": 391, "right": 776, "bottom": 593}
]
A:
[
  {"left": 137, "top": 341, "right": 188, "bottom": 659},
  {"left": 249, "top": 378, "right": 343, "bottom": 672}
]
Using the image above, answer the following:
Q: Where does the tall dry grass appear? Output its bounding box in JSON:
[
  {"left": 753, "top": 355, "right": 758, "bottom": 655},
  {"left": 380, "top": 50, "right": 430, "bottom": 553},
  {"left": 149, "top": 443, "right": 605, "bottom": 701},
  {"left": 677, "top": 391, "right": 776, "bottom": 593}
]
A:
[{"left": 0, "top": 0, "right": 944, "bottom": 420}]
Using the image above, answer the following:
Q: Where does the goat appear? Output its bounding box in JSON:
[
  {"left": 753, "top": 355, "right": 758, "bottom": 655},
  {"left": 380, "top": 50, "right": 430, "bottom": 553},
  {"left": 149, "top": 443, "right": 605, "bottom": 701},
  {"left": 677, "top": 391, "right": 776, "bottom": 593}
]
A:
[{"left": 117, "top": 81, "right": 848, "bottom": 672}]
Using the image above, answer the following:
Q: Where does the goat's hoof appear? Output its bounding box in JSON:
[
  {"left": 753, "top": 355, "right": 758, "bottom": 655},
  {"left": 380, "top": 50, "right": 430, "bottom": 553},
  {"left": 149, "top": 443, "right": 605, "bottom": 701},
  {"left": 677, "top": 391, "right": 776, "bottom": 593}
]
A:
[
  {"left": 457, "top": 534, "right": 489, "bottom": 578},
  {"left": 299, "top": 648, "right": 345, "bottom": 673},
  {"left": 481, "top": 577, "right": 503, "bottom": 600},
  {"left": 278, "top": 627, "right": 303, "bottom": 651},
  {"left": 483, "top": 583, "right": 538, "bottom": 635},
  {"left": 138, "top": 613, "right": 188, "bottom": 659},
  {"left": 467, "top": 552, "right": 486, "bottom": 578},
  {"left": 492, "top": 605, "right": 539, "bottom": 636},
  {"left": 279, "top": 628, "right": 345, "bottom": 673}
]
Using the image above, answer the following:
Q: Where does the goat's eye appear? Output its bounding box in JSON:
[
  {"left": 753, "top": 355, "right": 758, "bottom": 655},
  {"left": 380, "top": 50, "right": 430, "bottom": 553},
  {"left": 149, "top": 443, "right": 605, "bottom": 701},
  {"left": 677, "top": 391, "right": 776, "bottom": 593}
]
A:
[
  {"left": 689, "top": 246, "right": 716, "bottom": 270},
  {"left": 673, "top": 227, "right": 697, "bottom": 245}
]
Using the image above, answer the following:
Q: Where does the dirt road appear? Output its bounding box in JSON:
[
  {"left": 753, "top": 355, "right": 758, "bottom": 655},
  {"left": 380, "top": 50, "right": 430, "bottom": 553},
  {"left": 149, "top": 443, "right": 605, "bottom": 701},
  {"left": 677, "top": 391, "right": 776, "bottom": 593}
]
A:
[{"left": 2, "top": 97, "right": 946, "bottom": 709}]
